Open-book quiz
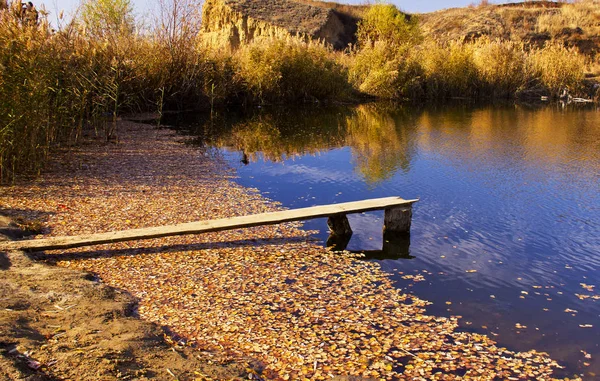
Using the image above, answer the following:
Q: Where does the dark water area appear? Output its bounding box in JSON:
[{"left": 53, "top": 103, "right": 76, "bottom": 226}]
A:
[{"left": 165, "top": 102, "right": 600, "bottom": 379}]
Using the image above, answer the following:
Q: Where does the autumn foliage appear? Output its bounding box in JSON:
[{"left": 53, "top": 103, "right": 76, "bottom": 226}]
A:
[{"left": 0, "top": 1, "right": 594, "bottom": 182}]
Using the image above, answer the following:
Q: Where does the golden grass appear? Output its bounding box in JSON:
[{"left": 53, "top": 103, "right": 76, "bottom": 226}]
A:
[
  {"left": 420, "top": 0, "right": 599, "bottom": 59},
  {"left": 472, "top": 38, "right": 528, "bottom": 96},
  {"left": 537, "top": 0, "right": 600, "bottom": 36},
  {"left": 528, "top": 43, "right": 587, "bottom": 96},
  {"left": 234, "top": 37, "right": 351, "bottom": 103}
]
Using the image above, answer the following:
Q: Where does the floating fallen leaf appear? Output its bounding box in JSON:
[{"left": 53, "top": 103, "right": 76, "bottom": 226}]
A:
[
  {"left": 581, "top": 350, "right": 592, "bottom": 359},
  {"left": 580, "top": 283, "right": 595, "bottom": 292},
  {"left": 466, "top": 270, "right": 477, "bottom": 273}
]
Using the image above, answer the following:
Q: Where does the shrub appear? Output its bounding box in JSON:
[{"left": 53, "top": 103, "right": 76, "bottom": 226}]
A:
[
  {"left": 235, "top": 37, "right": 350, "bottom": 103},
  {"left": 348, "top": 42, "right": 423, "bottom": 99},
  {"left": 419, "top": 40, "right": 479, "bottom": 98},
  {"left": 357, "top": 3, "right": 421, "bottom": 47}
]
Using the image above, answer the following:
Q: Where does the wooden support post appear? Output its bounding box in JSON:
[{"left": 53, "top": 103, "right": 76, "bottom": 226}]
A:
[
  {"left": 326, "top": 233, "right": 352, "bottom": 252},
  {"left": 327, "top": 214, "right": 353, "bottom": 237},
  {"left": 383, "top": 206, "right": 412, "bottom": 234}
]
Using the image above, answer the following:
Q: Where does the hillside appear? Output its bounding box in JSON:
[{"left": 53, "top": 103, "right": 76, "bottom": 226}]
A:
[
  {"left": 201, "top": 0, "right": 600, "bottom": 60},
  {"left": 419, "top": 1, "right": 600, "bottom": 58},
  {"left": 200, "top": 0, "right": 362, "bottom": 49}
]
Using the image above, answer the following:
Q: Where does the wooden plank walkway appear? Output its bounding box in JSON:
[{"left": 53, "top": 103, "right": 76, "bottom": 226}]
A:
[{"left": 1, "top": 197, "right": 418, "bottom": 252}]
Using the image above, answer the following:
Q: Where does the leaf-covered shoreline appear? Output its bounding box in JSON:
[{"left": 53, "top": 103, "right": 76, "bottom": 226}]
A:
[{"left": 0, "top": 120, "right": 581, "bottom": 380}]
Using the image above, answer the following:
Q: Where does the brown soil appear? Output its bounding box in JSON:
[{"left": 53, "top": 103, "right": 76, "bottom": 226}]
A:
[
  {"left": 0, "top": 222, "right": 251, "bottom": 380},
  {"left": 224, "top": 0, "right": 332, "bottom": 35}
]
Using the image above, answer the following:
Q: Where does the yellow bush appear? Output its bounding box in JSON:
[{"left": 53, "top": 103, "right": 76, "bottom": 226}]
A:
[
  {"left": 357, "top": 3, "right": 421, "bottom": 47},
  {"left": 472, "top": 38, "right": 529, "bottom": 97},
  {"left": 527, "top": 43, "right": 586, "bottom": 96},
  {"left": 234, "top": 37, "right": 350, "bottom": 103},
  {"left": 348, "top": 42, "right": 422, "bottom": 99},
  {"left": 419, "top": 40, "right": 478, "bottom": 98}
]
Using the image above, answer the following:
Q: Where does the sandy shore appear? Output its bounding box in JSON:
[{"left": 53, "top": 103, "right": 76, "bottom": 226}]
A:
[{"left": 0, "top": 119, "right": 580, "bottom": 380}]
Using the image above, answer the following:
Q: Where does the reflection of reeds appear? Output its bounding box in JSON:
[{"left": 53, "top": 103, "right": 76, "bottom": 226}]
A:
[
  {"left": 345, "top": 104, "right": 414, "bottom": 184},
  {"left": 205, "top": 104, "right": 417, "bottom": 185},
  {"left": 211, "top": 109, "right": 349, "bottom": 162}
]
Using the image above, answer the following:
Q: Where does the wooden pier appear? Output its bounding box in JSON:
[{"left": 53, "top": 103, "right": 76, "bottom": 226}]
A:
[{"left": 1, "top": 197, "right": 418, "bottom": 252}]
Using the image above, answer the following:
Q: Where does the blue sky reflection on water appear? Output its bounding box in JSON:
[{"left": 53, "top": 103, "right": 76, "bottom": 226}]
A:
[{"left": 173, "top": 103, "right": 600, "bottom": 378}]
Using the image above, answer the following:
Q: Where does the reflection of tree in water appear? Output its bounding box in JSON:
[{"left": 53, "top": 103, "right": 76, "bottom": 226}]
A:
[
  {"left": 229, "top": 118, "right": 284, "bottom": 163},
  {"left": 345, "top": 104, "right": 416, "bottom": 185},
  {"left": 212, "top": 107, "right": 350, "bottom": 162},
  {"left": 200, "top": 104, "right": 419, "bottom": 183},
  {"left": 414, "top": 104, "right": 600, "bottom": 178}
]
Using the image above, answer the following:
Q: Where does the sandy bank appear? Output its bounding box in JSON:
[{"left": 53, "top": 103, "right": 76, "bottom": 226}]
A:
[{"left": 0, "top": 244, "right": 249, "bottom": 380}]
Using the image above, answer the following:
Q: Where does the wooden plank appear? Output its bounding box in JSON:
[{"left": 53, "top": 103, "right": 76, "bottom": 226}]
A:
[{"left": 2, "top": 197, "right": 418, "bottom": 252}]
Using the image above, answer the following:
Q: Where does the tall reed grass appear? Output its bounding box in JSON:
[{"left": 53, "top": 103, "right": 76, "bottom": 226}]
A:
[
  {"left": 418, "top": 40, "right": 479, "bottom": 99},
  {"left": 0, "top": 13, "right": 79, "bottom": 181},
  {"left": 528, "top": 43, "right": 586, "bottom": 96}
]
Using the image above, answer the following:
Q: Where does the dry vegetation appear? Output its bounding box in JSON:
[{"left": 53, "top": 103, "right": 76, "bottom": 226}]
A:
[
  {"left": 420, "top": 0, "right": 600, "bottom": 54},
  {"left": 0, "top": 0, "right": 598, "bottom": 181}
]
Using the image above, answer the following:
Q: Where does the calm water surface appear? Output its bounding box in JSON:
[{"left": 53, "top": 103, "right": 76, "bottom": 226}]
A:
[{"left": 168, "top": 103, "right": 600, "bottom": 378}]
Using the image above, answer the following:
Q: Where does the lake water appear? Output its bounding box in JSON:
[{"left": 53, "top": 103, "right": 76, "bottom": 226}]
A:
[{"left": 166, "top": 103, "right": 600, "bottom": 378}]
